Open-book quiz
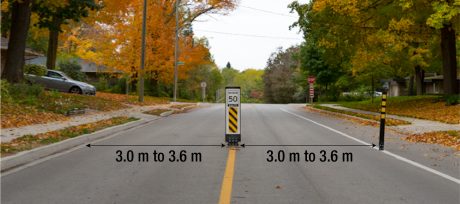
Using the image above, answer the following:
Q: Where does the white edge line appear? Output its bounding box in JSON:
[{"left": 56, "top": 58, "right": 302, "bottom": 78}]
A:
[{"left": 280, "top": 108, "right": 460, "bottom": 184}]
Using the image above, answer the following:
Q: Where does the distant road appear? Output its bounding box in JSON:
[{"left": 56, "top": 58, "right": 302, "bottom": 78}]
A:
[{"left": 2, "top": 104, "right": 459, "bottom": 204}]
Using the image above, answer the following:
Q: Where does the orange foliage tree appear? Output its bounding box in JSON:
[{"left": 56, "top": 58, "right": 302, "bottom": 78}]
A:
[{"left": 71, "top": 0, "right": 236, "bottom": 87}]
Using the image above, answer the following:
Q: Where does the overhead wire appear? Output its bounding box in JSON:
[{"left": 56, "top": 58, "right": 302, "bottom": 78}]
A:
[
  {"left": 239, "top": 5, "right": 297, "bottom": 18},
  {"left": 194, "top": 29, "right": 301, "bottom": 40}
]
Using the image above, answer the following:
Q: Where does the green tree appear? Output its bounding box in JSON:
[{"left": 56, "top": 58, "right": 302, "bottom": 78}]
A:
[
  {"left": 263, "top": 47, "right": 301, "bottom": 103},
  {"left": 221, "top": 65, "right": 239, "bottom": 86},
  {"left": 58, "top": 60, "right": 87, "bottom": 81},
  {"left": 180, "top": 64, "right": 223, "bottom": 101},
  {"left": 234, "top": 69, "right": 264, "bottom": 101}
]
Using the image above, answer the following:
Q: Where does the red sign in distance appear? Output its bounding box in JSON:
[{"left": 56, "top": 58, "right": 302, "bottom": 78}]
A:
[{"left": 308, "top": 76, "right": 316, "bottom": 84}]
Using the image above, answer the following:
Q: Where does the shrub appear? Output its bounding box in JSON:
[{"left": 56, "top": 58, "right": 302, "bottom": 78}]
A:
[
  {"left": 58, "top": 60, "right": 87, "bottom": 81},
  {"left": 92, "top": 77, "right": 109, "bottom": 92},
  {"left": 7, "top": 83, "right": 44, "bottom": 105},
  {"left": 1, "top": 80, "right": 11, "bottom": 102},
  {"left": 339, "top": 94, "right": 367, "bottom": 102},
  {"left": 24, "top": 64, "right": 47, "bottom": 76},
  {"left": 444, "top": 94, "right": 459, "bottom": 106}
]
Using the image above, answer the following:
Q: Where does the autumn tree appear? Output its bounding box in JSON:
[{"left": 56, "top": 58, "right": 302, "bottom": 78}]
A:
[
  {"left": 289, "top": 0, "right": 459, "bottom": 96},
  {"left": 32, "top": 0, "right": 101, "bottom": 69},
  {"left": 425, "top": 0, "right": 459, "bottom": 94},
  {"left": 71, "top": 0, "right": 236, "bottom": 97}
]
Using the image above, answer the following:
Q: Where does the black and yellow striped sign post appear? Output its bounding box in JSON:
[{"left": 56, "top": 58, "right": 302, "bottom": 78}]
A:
[
  {"left": 379, "top": 91, "right": 387, "bottom": 150},
  {"left": 225, "top": 87, "right": 241, "bottom": 146}
]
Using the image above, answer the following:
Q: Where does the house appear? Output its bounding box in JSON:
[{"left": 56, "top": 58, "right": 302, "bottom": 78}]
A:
[
  {"left": 424, "top": 74, "right": 460, "bottom": 94},
  {"left": 1, "top": 37, "right": 42, "bottom": 73},
  {"left": 385, "top": 78, "right": 407, "bottom": 97},
  {"left": 384, "top": 74, "right": 460, "bottom": 96},
  {"left": 25, "top": 56, "right": 122, "bottom": 81}
]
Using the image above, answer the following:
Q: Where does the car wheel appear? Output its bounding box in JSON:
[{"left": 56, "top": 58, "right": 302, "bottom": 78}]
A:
[{"left": 69, "top": 86, "right": 82, "bottom": 94}]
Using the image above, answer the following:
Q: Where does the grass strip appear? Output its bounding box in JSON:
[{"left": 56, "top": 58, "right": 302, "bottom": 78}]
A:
[
  {"left": 1, "top": 116, "right": 139, "bottom": 157},
  {"left": 312, "top": 105, "right": 411, "bottom": 126}
]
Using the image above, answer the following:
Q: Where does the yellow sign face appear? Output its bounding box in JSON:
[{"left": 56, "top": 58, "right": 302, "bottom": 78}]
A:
[{"left": 228, "top": 107, "right": 238, "bottom": 133}]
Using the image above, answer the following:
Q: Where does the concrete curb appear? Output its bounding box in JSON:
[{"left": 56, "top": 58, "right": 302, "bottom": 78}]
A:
[
  {"left": 160, "top": 110, "right": 174, "bottom": 117},
  {"left": 1, "top": 117, "right": 158, "bottom": 172}
]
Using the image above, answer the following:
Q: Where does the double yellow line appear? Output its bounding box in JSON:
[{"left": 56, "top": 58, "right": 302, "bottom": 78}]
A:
[{"left": 218, "top": 147, "right": 237, "bottom": 204}]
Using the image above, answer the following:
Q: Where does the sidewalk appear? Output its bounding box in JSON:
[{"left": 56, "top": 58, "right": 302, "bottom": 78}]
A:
[
  {"left": 319, "top": 104, "right": 460, "bottom": 134},
  {"left": 0, "top": 103, "right": 193, "bottom": 143}
]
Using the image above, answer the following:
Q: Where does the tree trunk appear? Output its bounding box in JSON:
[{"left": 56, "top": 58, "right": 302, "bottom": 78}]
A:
[
  {"left": 440, "top": 24, "right": 459, "bottom": 94},
  {"left": 2, "top": 0, "right": 32, "bottom": 83},
  {"left": 415, "top": 66, "right": 425, "bottom": 95},
  {"left": 371, "top": 75, "right": 374, "bottom": 103},
  {"left": 46, "top": 19, "right": 60, "bottom": 70},
  {"left": 408, "top": 75, "right": 414, "bottom": 96}
]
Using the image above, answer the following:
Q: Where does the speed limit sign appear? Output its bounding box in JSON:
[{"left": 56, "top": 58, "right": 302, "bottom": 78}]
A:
[{"left": 225, "top": 86, "right": 241, "bottom": 145}]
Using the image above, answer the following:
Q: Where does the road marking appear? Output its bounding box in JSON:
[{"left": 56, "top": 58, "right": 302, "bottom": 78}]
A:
[
  {"left": 280, "top": 108, "right": 460, "bottom": 184},
  {"left": 218, "top": 148, "right": 236, "bottom": 204}
]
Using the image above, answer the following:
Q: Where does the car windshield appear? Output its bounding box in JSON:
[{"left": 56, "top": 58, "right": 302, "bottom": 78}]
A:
[
  {"left": 58, "top": 72, "right": 72, "bottom": 80},
  {"left": 49, "top": 71, "right": 72, "bottom": 80}
]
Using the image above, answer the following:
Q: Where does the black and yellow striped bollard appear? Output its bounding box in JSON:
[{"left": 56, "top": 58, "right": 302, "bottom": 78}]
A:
[{"left": 379, "top": 91, "right": 387, "bottom": 150}]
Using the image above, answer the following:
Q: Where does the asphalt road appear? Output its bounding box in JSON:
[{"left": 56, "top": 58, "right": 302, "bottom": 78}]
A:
[{"left": 2, "top": 104, "right": 459, "bottom": 204}]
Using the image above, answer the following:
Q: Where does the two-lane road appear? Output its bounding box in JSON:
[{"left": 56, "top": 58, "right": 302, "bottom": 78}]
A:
[{"left": 2, "top": 104, "right": 459, "bottom": 203}]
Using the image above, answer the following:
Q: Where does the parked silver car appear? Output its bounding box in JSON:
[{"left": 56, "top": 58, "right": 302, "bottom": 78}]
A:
[{"left": 26, "top": 70, "right": 96, "bottom": 95}]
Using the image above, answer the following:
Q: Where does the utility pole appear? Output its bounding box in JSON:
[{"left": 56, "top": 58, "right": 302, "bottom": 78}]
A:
[
  {"left": 173, "top": 0, "right": 180, "bottom": 102},
  {"left": 138, "top": 0, "right": 147, "bottom": 102}
]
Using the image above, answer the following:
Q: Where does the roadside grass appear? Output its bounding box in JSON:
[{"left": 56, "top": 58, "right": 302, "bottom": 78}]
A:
[
  {"left": 0, "top": 117, "right": 139, "bottom": 157},
  {"left": 311, "top": 105, "right": 411, "bottom": 126},
  {"left": 405, "top": 130, "right": 460, "bottom": 151},
  {"left": 95, "top": 92, "right": 169, "bottom": 106},
  {"left": 337, "top": 95, "right": 460, "bottom": 124},
  {"left": 143, "top": 109, "right": 171, "bottom": 116}
]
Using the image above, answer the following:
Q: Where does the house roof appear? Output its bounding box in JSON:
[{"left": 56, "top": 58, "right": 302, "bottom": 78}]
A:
[
  {"left": 1, "top": 37, "right": 43, "bottom": 58},
  {"left": 25, "top": 56, "right": 122, "bottom": 74},
  {"left": 78, "top": 59, "right": 122, "bottom": 73},
  {"left": 424, "top": 75, "right": 460, "bottom": 80}
]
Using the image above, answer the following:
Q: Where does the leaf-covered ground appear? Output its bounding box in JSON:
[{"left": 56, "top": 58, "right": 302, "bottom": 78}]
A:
[
  {"left": 1, "top": 92, "right": 127, "bottom": 128},
  {"left": 1, "top": 116, "right": 138, "bottom": 157},
  {"left": 95, "top": 92, "right": 169, "bottom": 106},
  {"left": 311, "top": 105, "right": 410, "bottom": 126},
  {"left": 405, "top": 131, "right": 460, "bottom": 151},
  {"left": 339, "top": 96, "right": 460, "bottom": 124},
  {"left": 1, "top": 103, "right": 68, "bottom": 129}
]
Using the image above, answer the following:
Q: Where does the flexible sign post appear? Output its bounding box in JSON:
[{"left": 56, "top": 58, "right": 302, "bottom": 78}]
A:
[
  {"left": 225, "top": 87, "right": 241, "bottom": 145},
  {"left": 379, "top": 91, "right": 387, "bottom": 150}
]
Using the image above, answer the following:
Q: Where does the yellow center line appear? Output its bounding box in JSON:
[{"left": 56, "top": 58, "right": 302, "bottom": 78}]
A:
[{"left": 218, "top": 148, "right": 236, "bottom": 204}]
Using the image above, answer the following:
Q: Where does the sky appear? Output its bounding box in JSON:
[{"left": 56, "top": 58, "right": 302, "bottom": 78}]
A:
[{"left": 193, "top": 0, "right": 307, "bottom": 71}]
